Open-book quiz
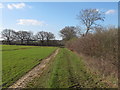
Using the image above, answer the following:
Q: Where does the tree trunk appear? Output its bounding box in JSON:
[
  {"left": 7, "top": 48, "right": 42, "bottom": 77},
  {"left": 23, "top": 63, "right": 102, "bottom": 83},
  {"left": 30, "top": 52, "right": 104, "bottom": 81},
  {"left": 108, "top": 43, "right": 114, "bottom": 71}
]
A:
[
  {"left": 85, "top": 28, "right": 90, "bottom": 35},
  {"left": 21, "top": 39, "right": 23, "bottom": 45},
  {"left": 27, "top": 40, "right": 29, "bottom": 45},
  {"left": 47, "top": 39, "right": 49, "bottom": 46},
  {"left": 41, "top": 40, "right": 44, "bottom": 46},
  {"left": 7, "top": 38, "right": 10, "bottom": 45}
]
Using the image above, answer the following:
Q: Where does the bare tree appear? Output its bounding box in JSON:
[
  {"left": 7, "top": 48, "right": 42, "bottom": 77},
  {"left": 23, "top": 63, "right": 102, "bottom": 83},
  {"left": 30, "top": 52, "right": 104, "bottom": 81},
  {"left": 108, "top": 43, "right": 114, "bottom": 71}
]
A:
[
  {"left": 1, "top": 29, "right": 16, "bottom": 44},
  {"left": 35, "top": 31, "right": 46, "bottom": 45},
  {"left": 25, "top": 31, "right": 33, "bottom": 45},
  {"left": 75, "top": 26, "right": 84, "bottom": 37},
  {"left": 60, "top": 26, "right": 77, "bottom": 41},
  {"left": 45, "top": 32, "right": 55, "bottom": 42},
  {"left": 77, "top": 9, "right": 105, "bottom": 35},
  {"left": 16, "top": 31, "right": 29, "bottom": 44}
]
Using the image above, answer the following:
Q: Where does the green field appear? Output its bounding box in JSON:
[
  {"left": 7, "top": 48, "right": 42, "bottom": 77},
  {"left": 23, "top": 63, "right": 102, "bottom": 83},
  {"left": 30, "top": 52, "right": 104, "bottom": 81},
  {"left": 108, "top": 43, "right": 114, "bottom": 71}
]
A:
[
  {"left": 27, "top": 48, "right": 109, "bottom": 88},
  {"left": 2, "top": 45, "right": 57, "bottom": 87},
  {"left": 2, "top": 45, "right": 34, "bottom": 51}
]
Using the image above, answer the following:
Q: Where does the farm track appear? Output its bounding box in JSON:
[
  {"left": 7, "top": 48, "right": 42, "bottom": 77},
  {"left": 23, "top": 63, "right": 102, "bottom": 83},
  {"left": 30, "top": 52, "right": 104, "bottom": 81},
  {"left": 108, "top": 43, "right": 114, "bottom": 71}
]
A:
[
  {"left": 65, "top": 50, "right": 82, "bottom": 88},
  {"left": 67, "top": 57, "right": 81, "bottom": 88},
  {"left": 9, "top": 48, "right": 59, "bottom": 88}
]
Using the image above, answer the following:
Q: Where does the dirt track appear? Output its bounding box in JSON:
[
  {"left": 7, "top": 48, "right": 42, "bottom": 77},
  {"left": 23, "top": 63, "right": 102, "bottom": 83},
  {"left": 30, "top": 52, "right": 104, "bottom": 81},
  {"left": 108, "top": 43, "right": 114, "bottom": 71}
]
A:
[{"left": 9, "top": 49, "right": 59, "bottom": 88}]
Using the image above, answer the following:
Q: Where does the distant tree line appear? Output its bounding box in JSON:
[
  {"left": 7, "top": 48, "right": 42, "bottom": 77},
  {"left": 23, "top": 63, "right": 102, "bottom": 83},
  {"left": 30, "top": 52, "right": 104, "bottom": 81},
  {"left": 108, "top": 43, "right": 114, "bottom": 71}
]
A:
[{"left": 1, "top": 29, "right": 63, "bottom": 46}]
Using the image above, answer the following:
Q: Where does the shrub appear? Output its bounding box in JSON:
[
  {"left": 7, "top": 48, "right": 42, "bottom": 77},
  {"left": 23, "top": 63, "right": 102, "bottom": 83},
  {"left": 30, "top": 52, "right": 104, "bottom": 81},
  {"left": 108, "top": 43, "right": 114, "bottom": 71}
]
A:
[{"left": 66, "top": 26, "right": 118, "bottom": 78}]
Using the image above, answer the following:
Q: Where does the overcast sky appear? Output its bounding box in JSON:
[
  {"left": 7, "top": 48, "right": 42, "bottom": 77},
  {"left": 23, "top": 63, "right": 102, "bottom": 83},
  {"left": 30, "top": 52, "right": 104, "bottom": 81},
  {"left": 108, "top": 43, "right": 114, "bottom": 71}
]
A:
[{"left": 0, "top": 2, "right": 118, "bottom": 40}]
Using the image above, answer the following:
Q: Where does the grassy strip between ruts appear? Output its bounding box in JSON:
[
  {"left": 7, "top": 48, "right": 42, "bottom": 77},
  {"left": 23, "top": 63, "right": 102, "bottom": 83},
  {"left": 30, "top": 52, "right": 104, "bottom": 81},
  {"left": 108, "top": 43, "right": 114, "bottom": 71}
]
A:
[
  {"left": 27, "top": 48, "right": 110, "bottom": 88},
  {"left": 2, "top": 45, "right": 57, "bottom": 88}
]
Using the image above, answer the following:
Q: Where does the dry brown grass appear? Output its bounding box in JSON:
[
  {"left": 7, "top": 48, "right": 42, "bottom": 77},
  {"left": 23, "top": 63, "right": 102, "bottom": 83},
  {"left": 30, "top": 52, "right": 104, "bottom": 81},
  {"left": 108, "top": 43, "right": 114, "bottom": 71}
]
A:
[{"left": 79, "top": 53, "right": 118, "bottom": 88}]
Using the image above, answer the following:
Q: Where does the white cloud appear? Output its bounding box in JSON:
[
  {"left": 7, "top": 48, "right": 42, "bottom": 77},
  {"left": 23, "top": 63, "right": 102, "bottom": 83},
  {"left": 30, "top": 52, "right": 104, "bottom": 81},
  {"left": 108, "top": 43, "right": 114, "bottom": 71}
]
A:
[
  {"left": 7, "top": 3, "right": 26, "bottom": 10},
  {"left": 96, "top": 9, "right": 99, "bottom": 12},
  {"left": 105, "top": 9, "right": 116, "bottom": 14},
  {"left": 7, "top": 4, "right": 13, "bottom": 9},
  {"left": 0, "top": 3, "right": 4, "bottom": 8},
  {"left": 17, "top": 19, "right": 46, "bottom": 26}
]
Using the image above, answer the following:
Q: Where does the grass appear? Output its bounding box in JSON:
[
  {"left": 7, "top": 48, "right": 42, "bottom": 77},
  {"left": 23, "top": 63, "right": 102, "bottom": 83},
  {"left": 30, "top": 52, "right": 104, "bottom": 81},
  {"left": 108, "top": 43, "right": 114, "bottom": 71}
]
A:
[
  {"left": 2, "top": 45, "right": 57, "bottom": 88},
  {"left": 1, "top": 45, "right": 35, "bottom": 51},
  {"left": 27, "top": 48, "right": 110, "bottom": 88}
]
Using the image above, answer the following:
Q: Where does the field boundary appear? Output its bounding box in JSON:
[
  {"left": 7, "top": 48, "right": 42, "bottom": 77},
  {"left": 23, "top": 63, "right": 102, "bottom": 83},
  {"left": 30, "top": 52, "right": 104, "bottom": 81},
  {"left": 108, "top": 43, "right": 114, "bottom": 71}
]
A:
[
  {"left": 8, "top": 48, "right": 59, "bottom": 88},
  {"left": 2, "top": 46, "right": 39, "bottom": 51}
]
